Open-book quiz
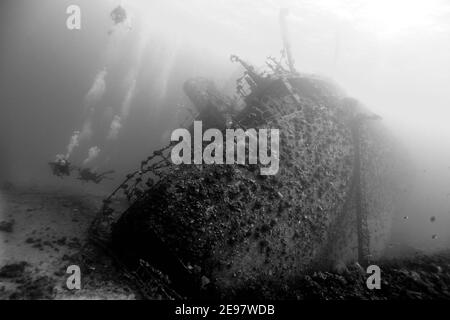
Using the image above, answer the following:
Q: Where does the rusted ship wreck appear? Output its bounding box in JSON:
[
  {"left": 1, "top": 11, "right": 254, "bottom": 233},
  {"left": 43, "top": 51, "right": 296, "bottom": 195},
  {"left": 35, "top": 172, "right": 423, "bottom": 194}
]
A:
[{"left": 95, "top": 13, "right": 403, "bottom": 299}]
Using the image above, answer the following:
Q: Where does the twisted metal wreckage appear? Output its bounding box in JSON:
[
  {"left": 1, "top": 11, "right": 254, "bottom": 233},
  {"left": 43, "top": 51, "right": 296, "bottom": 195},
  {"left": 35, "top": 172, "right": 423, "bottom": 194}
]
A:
[{"left": 85, "top": 11, "right": 402, "bottom": 299}]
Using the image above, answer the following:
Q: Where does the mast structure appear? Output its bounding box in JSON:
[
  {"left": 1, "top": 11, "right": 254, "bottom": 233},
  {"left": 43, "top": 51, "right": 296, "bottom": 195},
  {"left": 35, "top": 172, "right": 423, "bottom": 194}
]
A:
[{"left": 279, "top": 8, "right": 296, "bottom": 73}]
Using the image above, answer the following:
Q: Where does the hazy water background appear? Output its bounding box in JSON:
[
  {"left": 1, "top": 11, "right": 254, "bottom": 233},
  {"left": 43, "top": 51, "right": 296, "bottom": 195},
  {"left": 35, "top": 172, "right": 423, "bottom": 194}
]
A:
[{"left": 1, "top": 0, "right": 450, "bottom": 254}]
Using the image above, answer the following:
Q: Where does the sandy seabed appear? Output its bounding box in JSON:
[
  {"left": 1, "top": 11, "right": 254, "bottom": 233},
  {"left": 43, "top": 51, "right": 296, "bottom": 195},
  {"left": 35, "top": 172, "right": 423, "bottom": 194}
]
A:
[{"left": 0, "top": 185, "right": 136, "bottom": 300}]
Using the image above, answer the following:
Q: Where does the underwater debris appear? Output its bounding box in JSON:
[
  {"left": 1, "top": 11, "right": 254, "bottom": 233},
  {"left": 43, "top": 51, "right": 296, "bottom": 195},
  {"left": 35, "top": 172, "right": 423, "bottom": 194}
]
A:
[
  {"left": 0, "top": 262, "right": 28, "bottom": 278},
  {"left": 7, "top": 275, "right": 56, "bottom": 300},
  {"left": 0, "top": 220, "right": 14, "bottom": 233}
]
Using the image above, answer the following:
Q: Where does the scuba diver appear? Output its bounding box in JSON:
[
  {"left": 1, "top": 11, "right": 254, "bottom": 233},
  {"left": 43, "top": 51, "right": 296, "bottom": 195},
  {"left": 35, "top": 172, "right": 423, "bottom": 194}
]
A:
[
  {"left": 108, "top": 5, "right": 131, "bottom": 35},
  {"left": 110, "top": 5, "right": 127, "bottom": 25},
  {"left": 77, "top": 168, "right": 115, "bottom": 184},
  {"left": 49, "top": 155, "right": 73, "bottom": 178}
]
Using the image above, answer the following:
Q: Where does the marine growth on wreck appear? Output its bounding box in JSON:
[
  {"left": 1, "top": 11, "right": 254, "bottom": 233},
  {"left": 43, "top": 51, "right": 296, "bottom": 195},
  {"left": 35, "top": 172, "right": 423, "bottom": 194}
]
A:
[{"left": 87, "top": 51, "right": 403, "bottom": 298}]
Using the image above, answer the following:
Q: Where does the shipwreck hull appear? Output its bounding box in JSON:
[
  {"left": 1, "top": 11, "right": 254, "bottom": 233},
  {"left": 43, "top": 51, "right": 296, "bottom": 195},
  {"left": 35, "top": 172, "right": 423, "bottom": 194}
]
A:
[{"left": 112, "top": 75, "right": 400, "bottom": 298}]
